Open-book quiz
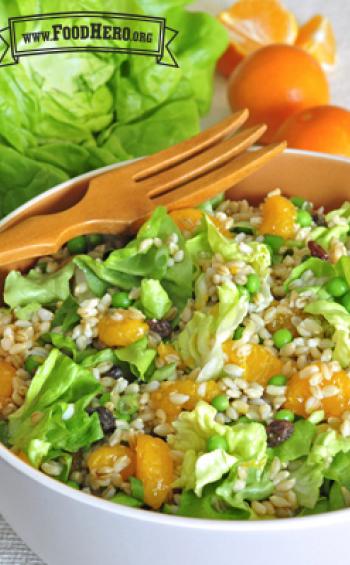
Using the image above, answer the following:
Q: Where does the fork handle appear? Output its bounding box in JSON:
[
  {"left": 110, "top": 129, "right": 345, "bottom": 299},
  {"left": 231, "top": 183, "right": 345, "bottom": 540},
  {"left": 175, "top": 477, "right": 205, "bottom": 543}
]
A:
[{"left": 0, "top": 203, "right": 130, "bottom": 267}]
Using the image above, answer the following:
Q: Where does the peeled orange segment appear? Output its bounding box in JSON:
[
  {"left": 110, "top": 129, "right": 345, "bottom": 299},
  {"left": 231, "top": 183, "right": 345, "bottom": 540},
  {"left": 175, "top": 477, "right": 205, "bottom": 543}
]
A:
[
  {"left": 136, "top": 435, "right": 173, "bottom": 509},
  {"left": 223, "top": 341, "right": 283, "bottom": 386},
  {"left": 150, "top": 379, "right": 221, "bottom": 422},
  {"left": 285, "top": 362, "right": 350, "bottom": 418},
  {"left": 218, "top": 0, "right": 298, "bottom": 58},
  {"left": 259, "top": 195, "right": 296, "bottom": 239},
  {"left": 296, "top": 15, "right": 336, "bottom": 69}
]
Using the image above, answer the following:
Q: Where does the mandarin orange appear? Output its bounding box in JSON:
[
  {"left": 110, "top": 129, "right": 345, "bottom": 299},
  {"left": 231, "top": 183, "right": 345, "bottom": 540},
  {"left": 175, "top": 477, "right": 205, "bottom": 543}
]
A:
[{"left": 228, "top": 44, "right": 329, "bottom": 142}]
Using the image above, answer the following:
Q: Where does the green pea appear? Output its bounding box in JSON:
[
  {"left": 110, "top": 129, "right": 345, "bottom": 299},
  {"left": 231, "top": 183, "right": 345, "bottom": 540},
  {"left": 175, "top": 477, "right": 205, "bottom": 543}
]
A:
[
  {"left": 296, "top": 209, "right": 312, "bottom": 227},
  {"left": 268, "top": 374, "right": 287, "bottom": 386},
  {"left": 130, "top": 477, "right": 144, "bottom": 502},
  {"left": 24, "top": 355, "right": 44, "bottom": 375},
  {"left": 87, "top": 234, "right": 103, "bottom": 247},
  {"left": 67, "top": 235, "right": 87, "bottom": 255},
  {"left": 325, "top": 277, "right": 348, "bottom": 298},
  {"left": 233, "top": 325, "right": 244, "bottom": 340},
  {"left": 211, "top": 394, "right": 230, "bottom": 412},
  {"left": 291, "top": 196, "right": 309, "bottom": 210},
  {"left": 207, "top": 435, "right": 228, "bottom": 452},
  {"left": 237, "top": 286, "right": 250, "bottom": 300},
  {"left": 117, "top": 394, "right": 139, "bottom": 416},
  {"left": 246, "top": 273, "right": 260, "bottom": 294},
  {"left": 272, "top": 328, "right": 293, "bottom": 349},
  {"left": 263, "top": 234, "right": 284, "bottom": 253},
  {"left": 340, "top": 291, "right": 350, "bottom": 312},
  {"left": 111, "top": 291, "right": 132, "bottom": 309},
  {"left": 275, "top": 409, "right": 295, "bottom": 422}
]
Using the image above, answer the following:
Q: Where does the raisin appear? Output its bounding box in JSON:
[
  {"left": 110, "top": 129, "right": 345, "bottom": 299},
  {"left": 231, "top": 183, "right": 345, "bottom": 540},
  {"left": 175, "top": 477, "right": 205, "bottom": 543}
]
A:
[
  {"left": 308, "top": 240, "right": 329, "bottom": 261},
  {"left": 87, "top": 406, "right": 115, "bottom": 434},
  {"left": 147, "top": 319, "right": 172, "bottom": 339},
  {"left": 107, "top": 365, "right": 125, "bottom": 380},
  {"left": 266, "top": 420, "right": 294, "bottom": 447},
  {"left": 312, "top": 213, "right": 327, "bottom": 227}
]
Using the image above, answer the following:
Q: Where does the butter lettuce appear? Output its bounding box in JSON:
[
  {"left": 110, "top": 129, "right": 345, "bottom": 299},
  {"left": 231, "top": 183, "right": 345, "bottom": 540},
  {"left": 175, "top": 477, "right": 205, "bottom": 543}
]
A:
[
  {"left": 115, "top": 336, "right": 156, "bottom": 380},
  {"left": 140, "top": 279, "right": 172, "bottom": 319},
  {"left": 176, "top": 282, "right": 249, "bottom": 380},
  {"left": 305, "top": 301, "right": 350, "bottom": 368},
  {"left": 177, "top": 483, "right": 250, "bottom": 520},
  {"left": 75, "top": 208, "right": 192, "bottom": 311},
  {"left": 8, "top": 349, "right": 103, "bottom": 467},
  {"left": 4, "top": 262, "right": 75, "bottom": 309},
  {"left": 170, "top": 402, "right": 267, "bottom": 496},
  {"left": 0, "top": 0, "right": 228, "bottom": 217}
]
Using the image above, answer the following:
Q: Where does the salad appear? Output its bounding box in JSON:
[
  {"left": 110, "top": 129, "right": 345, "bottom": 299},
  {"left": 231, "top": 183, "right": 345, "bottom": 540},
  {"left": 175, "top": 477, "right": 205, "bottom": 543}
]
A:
[{"left": 2, "top": 190, "right": 350, "bottom": 520}]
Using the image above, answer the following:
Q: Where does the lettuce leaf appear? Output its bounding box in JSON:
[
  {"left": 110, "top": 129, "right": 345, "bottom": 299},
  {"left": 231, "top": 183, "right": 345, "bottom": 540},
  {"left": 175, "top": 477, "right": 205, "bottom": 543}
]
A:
[
  {"left": 0, "top": 0, "right": 228, "bottom": 217},
  {"left": 115, "top": 336, "right": 156, "bottom": 380},
  {"left": 4, "top": 262, "right": 74, "bottom": 309},
  {"left": 177, "top": 483, "right": 250, "bottom": 520},
  {"left": 176, "top": 282, "right": 248, "bottom": 380},
  {"left": 75, "top": 208, "right": 192, "bottom": 311},
  {"left": 305, "top": 301, "right": 350, "bottom": 368},
  {"left": 8, "top": 349, "right": 103, "bottom": 466},
  {"left": 140, "top": 279, "right": 172, "bottom": 319},
  {"left": 170, "top": 402, "right": 267, "bottom": 495}
]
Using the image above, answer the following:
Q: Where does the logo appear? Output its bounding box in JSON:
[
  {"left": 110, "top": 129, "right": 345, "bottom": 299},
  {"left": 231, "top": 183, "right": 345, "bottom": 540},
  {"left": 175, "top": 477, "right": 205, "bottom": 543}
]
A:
[{"left": 0, "top": 11, "right": 179, "bottom": 68}]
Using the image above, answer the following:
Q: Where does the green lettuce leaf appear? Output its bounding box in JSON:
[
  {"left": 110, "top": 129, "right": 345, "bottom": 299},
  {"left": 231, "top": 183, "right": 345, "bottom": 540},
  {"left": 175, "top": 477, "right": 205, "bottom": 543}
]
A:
[
  {"left": 177, "top": 483, "right": 250, "bottom": 520},
  {"left": 308, "top": 226, "right": 349, "bottom": 250},
  {"left": 170, "top": 402, "right": 267, "bottom": 495},
  {"left": 8, "top": 349, "right": 103, "bottom": 467},
  {"left": 176, "top": 281, "right": 249, "bottom": 380},
  {"left": 115, "top": 336, "right": 156, "bottom": 380},
  {"left": 0, "top": 0, "right": 228, "bottom": 217},
  {"left": 75, "top": 208, "right": 192, "bottom": 311},
  {"left": 140, "top": 279, "right": 172, "bottom": 319},
  {"left": 4, "top": 263, "right": 75, "bottom": 308},
  {"left": 305, "top": 301, "right": 350, "bottom": 368},
  {"left": 51, "top": 295, "right": 80, "bottom": 332},
  {"left": 273, "top": 420, "right": 316, "bottom": 462}
]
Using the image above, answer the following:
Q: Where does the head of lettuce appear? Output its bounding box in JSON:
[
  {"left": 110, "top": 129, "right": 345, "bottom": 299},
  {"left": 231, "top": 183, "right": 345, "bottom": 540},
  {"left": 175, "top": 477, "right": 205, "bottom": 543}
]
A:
[{"left": 0, "top": 0, "right": 228, "bottom": 218}]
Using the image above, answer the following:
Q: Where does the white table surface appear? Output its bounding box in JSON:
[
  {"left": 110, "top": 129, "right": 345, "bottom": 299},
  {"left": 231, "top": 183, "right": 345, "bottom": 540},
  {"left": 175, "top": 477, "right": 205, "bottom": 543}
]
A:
[{"left": 1, "top": 1, "right": 350, "bottom": 563}]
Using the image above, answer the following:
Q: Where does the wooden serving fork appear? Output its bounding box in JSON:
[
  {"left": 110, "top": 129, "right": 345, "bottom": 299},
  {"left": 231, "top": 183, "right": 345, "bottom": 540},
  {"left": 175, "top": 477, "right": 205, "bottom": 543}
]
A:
[{"left": 0, "top": 110, "right": 285, "bottom": 267}]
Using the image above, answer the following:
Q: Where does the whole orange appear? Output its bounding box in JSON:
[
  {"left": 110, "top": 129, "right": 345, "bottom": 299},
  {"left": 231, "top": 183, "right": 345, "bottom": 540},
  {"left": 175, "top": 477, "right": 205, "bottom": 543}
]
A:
[
  {"left": 228, "top": 44, "right": 329, "bottom": 142},
  {"left": 274, "top": 105, "right": 350, "bottom": 157}
]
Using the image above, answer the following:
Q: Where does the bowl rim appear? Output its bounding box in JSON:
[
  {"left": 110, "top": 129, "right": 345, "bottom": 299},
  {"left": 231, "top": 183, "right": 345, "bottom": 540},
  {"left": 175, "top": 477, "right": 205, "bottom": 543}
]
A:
[{"left": 2, "top": 147, "right": 350, "bottom": 532}]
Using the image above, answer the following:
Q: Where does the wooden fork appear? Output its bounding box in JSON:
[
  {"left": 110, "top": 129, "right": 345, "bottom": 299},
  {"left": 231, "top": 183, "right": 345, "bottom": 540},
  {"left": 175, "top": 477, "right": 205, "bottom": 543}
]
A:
[{"left": 0, "top": 110, "right": 286, "bottom": 267}]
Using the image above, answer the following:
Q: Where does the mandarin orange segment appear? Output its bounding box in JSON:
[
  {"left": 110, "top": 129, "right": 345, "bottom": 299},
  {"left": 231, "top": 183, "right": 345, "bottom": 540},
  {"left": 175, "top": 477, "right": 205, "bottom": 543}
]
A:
[
  {"left": 218, "top": 0, "right": 298, "bottom": 58},
  {"left": 169, "top": 209, "right": 203, "bottom": 236},
  {"left": 87, "top": 445, "right": 136, "bottom": 480},
  {"left": 210, "top": 216, "right": 233, "bottom": 238},
  {"left": 285, "top": 363, "right": 350, "bottom": 418},
  {"left": 98, "top": 312, "right": 149, "bottom": 347},
  {"left": 296, "top": 15, "right": 336, "bottom": 69},
  {"left": 223, "top": 341, "right": 283, "bottom": 386},
  {"left": 150, "top": 379, "right": 221, "bottom": 422},
  {"left": 0, "top": 360, "right": 16, "bottom": 407},
  {"left": 259, "top": 195, "right": 296, "bottom": 239},
  {"left": 136, "top": 434, "right": 173, "bottom": 509},
  {"left": 17, "top": 451, "right": 31, "bottom": 465}
]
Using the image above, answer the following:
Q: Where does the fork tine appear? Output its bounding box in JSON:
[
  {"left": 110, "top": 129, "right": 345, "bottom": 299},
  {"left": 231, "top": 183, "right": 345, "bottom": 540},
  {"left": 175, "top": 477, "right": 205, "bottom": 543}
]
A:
[
  {"left": 133, "top": 109, "right": 249, "bottom": 181},
  {"left": 151, "top": 142, "right": 287, "bottom": 209},
  {"left": 145, "top": 124, "right": 267, "bottom": 198}
]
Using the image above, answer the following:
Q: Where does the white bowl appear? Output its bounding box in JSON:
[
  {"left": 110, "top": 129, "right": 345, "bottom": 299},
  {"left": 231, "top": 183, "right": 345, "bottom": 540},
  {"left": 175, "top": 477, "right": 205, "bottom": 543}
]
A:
[{"left": 1, "top": 149, "right": 350, "bottom": 565}]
